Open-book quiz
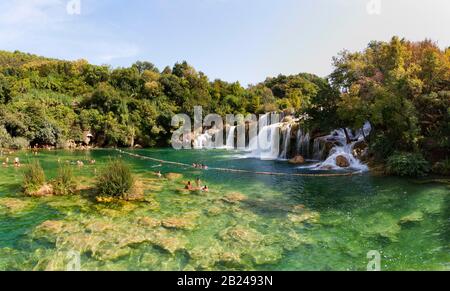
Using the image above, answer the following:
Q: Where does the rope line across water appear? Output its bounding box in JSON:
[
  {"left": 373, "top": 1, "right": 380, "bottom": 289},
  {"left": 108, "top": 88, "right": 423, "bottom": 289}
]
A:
[{"left": 116, "top": 149, "right": 359, "bottom": 177}]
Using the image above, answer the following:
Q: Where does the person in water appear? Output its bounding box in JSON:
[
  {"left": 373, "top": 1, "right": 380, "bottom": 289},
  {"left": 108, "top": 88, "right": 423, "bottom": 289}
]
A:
[
  {"left": 202, "top": 185, "right": 209, "bottom": 192},
  {"left": 156, "top": 171, "right": 162, "bottom": 178},
  {"left": 195, "top": 177, "right": 202, "bottom": 188},
  {"left": 185, "top": 181, "right": 193, "bottom": 190},
  {"left": 14, "top": 157, "right": 20, "bottom": 167}
]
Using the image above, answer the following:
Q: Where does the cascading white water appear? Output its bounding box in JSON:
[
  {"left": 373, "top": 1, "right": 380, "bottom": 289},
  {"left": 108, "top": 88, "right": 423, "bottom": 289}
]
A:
[
  {"left": 312, "top": 138, "right": 324, "bottom": 160},
  {"left": 280, "top": 124, "right": 292, "bottom": 159},
  {"left": 193, "top": 132, "right": 213, "bottom": 149},
  {"left": 310, "top": 122, "right": 372, "bottom": 172},
  {"left": 246, "top": 113, "right": 282, "bottom": 160},
  {"left": 225, "top": 126, "right": 236, "bottom": 149},
  {"left": 296, "top": 128, "right": 310, "bottom": 158}
]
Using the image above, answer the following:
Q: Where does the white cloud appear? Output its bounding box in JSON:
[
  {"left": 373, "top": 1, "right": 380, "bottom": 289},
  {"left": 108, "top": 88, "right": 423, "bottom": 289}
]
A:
[{"left": 0, "top": 0, "right": 65, "bottom": 25}]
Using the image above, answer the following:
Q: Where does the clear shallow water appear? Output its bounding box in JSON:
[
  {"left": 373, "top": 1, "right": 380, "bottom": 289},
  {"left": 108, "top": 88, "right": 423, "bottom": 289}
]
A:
[{"left": 0, "top": 149, "right": 448, "bottom": 271}]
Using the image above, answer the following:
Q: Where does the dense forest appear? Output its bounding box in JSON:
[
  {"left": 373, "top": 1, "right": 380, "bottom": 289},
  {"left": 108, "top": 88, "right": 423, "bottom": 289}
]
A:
[{"left": 0, "top": 37, "right": 448, "bottom": 175}]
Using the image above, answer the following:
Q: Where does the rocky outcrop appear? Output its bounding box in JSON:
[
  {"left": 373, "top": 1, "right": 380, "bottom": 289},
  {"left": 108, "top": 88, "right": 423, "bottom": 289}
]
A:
[
  {"left": 27, "top": 184, "right": 54, "bottom": 197},
  {"left": 288, "top": 155, "right": 305, "bottom": 165},
  {"left": 336, "top": 155, "right": 350, "bottom": 168},
  {"left": 352, "top": 140, "right": 369, "bottom": 161}
]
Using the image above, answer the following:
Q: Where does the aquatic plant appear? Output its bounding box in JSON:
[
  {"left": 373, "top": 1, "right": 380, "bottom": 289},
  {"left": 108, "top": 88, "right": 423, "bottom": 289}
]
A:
[
  {"left": 52, "top": 164, "right": 77, "bottom": 196},
  {"left": 96, "top": 159, "right": 135, "bottom": 199},
  {"left": 23, "top": 160, "right": 46, "bottom": 194}
]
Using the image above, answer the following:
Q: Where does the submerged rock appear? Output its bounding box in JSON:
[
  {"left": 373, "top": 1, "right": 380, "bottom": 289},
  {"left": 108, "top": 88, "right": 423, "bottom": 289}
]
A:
[
  {"left": 218, "top": 252, "right": 242, "bottom": 267},
  {"left": 291, "top": 204, "right": 306, "bottom": 213},
  {"left": 85, "top": 220, "right": 116, "bottom": 233},
  {"left": 251, "top": 246, "right": 284, "bottom": 265},
  {"left": 152, "top": 231, "right": 187, "bottom": 254},
  {"left": 220, "top": 226, "right": 264, "bottom": 246},
  {"left": 206, "top": 206, "right": 224, "bottom": 217},
  {"left": 221, "top": 192, "right": 247, "bottom": 204},
  {"left": 162, "top": 212, "right": 199, "bottom": 230},
  {"left": 363, "top": 213, "right": 401, "bottom": 242},
  {"left": 400, "top": 211, "right": 424, "bottom": 224},
  {"left": 36, "top": 221, "right": 67, "bottom": 235},
  {"left": 0, "top": 198, "right": 32, "bottom": 214},
  {"left": 137, "top": 217, "right": 161, "bottom": 228},
  {"left": 288, "top": 211, "right": 320, "bottom": 224},
  {"left": 165, "top": 173, "right": 183, "bottom": 181},
  {"left": 125, "top": 180, "right": 145, "bottom": 202}
]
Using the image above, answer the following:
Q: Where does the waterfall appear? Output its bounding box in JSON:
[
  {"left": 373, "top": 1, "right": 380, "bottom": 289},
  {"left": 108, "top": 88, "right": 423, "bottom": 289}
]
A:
[
  {"left": 226, "top": 126, "right": 236, "bottom": 149},
  {"left": 312, "top": 138, "right": 324, "bottom": 160},
  {"left": 193, "top": 132, "right": 213, "bottom": 149},
  {"left": 296, "top": 129, "right": 310, "bottom": 158},
  {"left": 247, "top": 113, "right": 282, "bottom": 160},
  {"left": 311, "top": 122, "right": 372, "bottom": 172},
  {"left": 280, "top": 124, "right": 292, "bottom": 159}
]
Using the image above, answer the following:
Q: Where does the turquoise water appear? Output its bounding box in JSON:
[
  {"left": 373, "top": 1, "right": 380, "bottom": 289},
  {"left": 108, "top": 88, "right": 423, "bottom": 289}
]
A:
[{"left": 0, "top": 149, "right": 449, "bottom": 271}]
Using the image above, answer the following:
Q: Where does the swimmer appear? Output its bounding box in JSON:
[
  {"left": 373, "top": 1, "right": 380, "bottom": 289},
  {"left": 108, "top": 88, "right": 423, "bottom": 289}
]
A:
[
  {"left": 185, "top": 181, "right": 193, "bottom": 190},
  {"left": 202, "top": 186, "right": 209, "bottom": 192}
]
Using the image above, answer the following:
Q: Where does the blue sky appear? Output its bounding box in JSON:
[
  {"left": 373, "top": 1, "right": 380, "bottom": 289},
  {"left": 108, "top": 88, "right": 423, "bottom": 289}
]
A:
[{"left": 0, "top": 0, "right": 449, "bottom": 86}]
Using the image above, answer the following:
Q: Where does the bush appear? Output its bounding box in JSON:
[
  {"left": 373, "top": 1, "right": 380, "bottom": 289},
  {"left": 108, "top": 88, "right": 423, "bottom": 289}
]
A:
[
  {"left": 386, "top": 152, "right": 430, "bottom": 177},
  {"left": 10, "top": 137, "right": 30, "bottom": 150},
  {"left": 23, "top": 160, "right": 46, "bottom": 193},
  {"left": 52, "top": 164, "right": 77, "bottom": 195},
  {"left": 0, "top": 126, "right": 12, "bottom": 148},
  {"left": 96, "top": 159, "right": 134, "bottom": 199}
]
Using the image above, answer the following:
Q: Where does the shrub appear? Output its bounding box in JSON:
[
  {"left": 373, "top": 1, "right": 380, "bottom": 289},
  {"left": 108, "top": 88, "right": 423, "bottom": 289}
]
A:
[
  {"left": 369, "top": 133, "right": 396, "bottom": 161},
  {"left": 0, "top": 126, "right": 12, "bottom": 148},
  {"left": 386, "top": 152, "right": 430, "bottom": 177},
  {"left": 10, "top": 137, "right": 30, "bottom": 150},
  {"left": 52, "top": 164, "right": 77, "bottom": 196},
  {"left": 96, "top": 159, "right": 134, "bottom": 199},
  {"left": 23, "top": 160, "right": 46, "bottom": 193}
]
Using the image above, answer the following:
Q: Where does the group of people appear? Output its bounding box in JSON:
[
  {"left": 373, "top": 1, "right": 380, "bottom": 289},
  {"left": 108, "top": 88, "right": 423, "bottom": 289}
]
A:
[
  {"left": 192, "top": 163, "right": 208, "bottom": 170},
  {"left": 2, "top": 157, "right": 21, "bottom": 168},
  {"left": 185, "top": 177, "right": 209, "bottom": 192}
]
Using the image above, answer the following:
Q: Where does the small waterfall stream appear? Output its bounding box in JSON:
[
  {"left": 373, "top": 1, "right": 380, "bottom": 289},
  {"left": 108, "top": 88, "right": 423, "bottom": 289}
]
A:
[
  {"left": 280, "top": 124, "right": 292, "bottom": 159},
  {"left": 296, "top": 128, "right": 310, "bottom": 158},
  {"left": 225, "top": 126, "right": 236, "bottom": 149}
]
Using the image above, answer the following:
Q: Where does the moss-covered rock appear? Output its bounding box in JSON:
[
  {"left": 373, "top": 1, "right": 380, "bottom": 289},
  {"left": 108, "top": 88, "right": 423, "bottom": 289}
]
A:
[
  {"left": 400, "top": 211, "right": 424, "bottom": 224},
  {"left": 221, "top": 192, "right": 247, "bottom": 204},
  {"left": 165, "top": 173, "right": 183, "bottom": 181},
  {"left": 0, "top": 198, "right": 33, "bottom": 214}
]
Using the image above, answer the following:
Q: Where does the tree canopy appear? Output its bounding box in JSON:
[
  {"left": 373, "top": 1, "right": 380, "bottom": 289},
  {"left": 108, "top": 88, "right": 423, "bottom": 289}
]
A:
[{"left": 0, "top": 37, "right": 448, "bottom": 173}]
